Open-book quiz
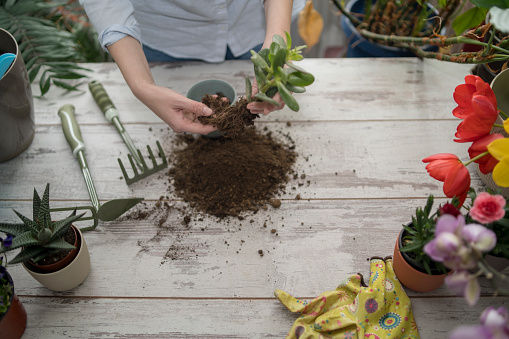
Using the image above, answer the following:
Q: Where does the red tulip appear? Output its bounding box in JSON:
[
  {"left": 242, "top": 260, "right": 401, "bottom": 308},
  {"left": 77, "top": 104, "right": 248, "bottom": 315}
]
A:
[
  {"left": 454, "top": 95, "right": 499, "bottom": 143},
  {"left": 468, "top": 134, "right": 504, "bottom": 174},
  {"left": 423, "top": 153, "right": 471, "bottom": 206},
  {"left": 453, "top": 75, "right": 497, "bottom": 119}
]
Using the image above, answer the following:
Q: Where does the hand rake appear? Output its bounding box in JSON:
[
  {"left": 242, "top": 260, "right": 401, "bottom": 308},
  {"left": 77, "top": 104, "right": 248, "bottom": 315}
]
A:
[{"left": 88, "top": 80, "right": 168, "bottom": 185}]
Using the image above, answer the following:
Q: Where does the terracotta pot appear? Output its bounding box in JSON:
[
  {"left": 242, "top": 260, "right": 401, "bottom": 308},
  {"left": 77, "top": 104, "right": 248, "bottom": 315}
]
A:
[
  {"left": 25, "top": 225, "right": 79, "bottom": 273},
  {"left": 0, "top": 272, "right": 27, "bottom": 339},
  {"left": 392, "top": 229, "right": 446, "bottom": 292},
  {"left": 0, "top": 28, "right": 35, "bottom": 163},
  {"left": 23, "top": 226, "right": 91, "bottom": 291}
]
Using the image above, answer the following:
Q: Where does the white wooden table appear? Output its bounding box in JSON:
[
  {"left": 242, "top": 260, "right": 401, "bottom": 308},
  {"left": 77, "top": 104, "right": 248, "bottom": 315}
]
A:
[{"left": 1, "top": 58, "right": 508, "bottom": 338}]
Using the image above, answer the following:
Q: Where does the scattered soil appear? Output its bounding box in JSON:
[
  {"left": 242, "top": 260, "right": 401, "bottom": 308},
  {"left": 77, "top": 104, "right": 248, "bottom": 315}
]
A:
[
  {"left": 198, "top": 94, "right": 258, "bottom": 139},
  {"left": 169, "top": 127, "right": 297, "bottom": 218}
]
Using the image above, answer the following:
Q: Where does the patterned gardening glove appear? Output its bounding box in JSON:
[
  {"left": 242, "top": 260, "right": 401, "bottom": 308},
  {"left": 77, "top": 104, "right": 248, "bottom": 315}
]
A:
[{"left": 275, "top": 257, "right": 420, "bottom": 339}]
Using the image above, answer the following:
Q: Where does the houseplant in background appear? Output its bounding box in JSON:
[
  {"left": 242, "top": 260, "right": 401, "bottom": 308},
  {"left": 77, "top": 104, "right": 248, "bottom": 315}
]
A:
[
  {"left": 330, "top": 0, "right": 509, "bottom": 71},
  {"left": 0, "top": 0, "right": 109, "bottom": 96},
  {"left": 393, "top": 195, "right": 450, "bottom": 292},
  {"left": 0, "top": 183, "right": 91, "bottom": 291},
  {"left": 0, "top": 236, "right": 27, "bottom": 339}
]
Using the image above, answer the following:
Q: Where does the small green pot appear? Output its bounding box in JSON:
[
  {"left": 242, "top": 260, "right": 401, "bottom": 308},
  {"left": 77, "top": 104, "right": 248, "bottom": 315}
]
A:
[{"left": 187, "top": 79, "right": 237, "bottom": 138}]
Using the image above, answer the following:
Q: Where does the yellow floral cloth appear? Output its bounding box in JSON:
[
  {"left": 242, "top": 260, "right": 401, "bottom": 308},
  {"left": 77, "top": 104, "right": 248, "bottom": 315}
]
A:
[{"left": 275, "top": 257, "right": 420, "bottom": 339}]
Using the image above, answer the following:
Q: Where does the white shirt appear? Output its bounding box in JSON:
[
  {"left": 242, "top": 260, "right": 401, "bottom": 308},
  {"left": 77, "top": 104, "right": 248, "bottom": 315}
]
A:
[{"left": 80, "top": 0, "right": 305, "bottom": 63}]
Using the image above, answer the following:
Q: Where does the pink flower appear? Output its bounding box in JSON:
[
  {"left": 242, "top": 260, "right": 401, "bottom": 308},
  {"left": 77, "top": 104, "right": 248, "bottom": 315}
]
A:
[{"left": 470, "top": 192, "right": 506, "bottom": 224}]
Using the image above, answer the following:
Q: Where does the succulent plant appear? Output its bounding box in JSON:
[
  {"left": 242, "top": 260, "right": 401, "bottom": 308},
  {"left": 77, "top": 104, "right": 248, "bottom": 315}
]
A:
[
  {"left": 0, "top": 183, "right": 84, "bottom": 265},
  {"left": 246, "top": 32, "right": 315, "bottom": 112}
]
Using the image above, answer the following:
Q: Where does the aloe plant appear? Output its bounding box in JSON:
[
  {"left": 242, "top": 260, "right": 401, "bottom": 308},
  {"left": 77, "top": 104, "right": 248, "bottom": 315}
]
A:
[
  {"left": 246, "top": 32, "right": 315, "bottom": 112},
  {"left": 0, "top": 183, "right": 84, "bottom": 265}
]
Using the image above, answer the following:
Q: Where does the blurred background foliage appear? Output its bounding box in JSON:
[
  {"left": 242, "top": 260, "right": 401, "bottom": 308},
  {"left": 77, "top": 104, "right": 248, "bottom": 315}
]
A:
[{"left": 0, "top": 0, "right": 110, "bottom": 96}]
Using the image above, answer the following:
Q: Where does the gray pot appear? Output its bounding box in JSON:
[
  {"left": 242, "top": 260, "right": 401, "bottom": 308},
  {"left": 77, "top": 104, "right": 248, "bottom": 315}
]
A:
[
  {"left": 0, "top": 28, "right": 34, "bottom": 163},
  {"left": 187, "top": 79, "right": 236, "bottom": 138}
]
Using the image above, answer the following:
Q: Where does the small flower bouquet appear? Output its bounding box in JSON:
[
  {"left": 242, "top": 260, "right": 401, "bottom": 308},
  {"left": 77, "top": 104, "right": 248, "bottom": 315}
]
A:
[
  {"left": 422, "top": 190, "right": 509, "bottom": 305},
  {"left": 423, "top": 74, "right": 508, "bottom": 206}
]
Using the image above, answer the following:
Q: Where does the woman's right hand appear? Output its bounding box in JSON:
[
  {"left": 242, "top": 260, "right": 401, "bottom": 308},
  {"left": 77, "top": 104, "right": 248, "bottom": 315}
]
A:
[{"left": 134, "top": 83, "right": 217, "bottom": 134}]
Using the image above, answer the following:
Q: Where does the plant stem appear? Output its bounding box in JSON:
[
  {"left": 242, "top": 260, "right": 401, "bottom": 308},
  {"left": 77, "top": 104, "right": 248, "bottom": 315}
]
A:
[
  {"left": 499, "top": 109, "right": 509, "bottom": 120},
  {"left": 463, "top": 151, "right": 490, "bottom": 166},
  {"left": 330, "top": 0, "right": 363, "bottom": 27}
]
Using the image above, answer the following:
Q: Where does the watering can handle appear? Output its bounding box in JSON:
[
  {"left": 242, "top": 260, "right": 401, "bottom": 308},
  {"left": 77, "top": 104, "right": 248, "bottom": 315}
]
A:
[
  {"left": 58, "top": 104, "right": 85, "bottom": 158},
  {"left": 88, "top": 80, "right": 119, "bottom": 122}
]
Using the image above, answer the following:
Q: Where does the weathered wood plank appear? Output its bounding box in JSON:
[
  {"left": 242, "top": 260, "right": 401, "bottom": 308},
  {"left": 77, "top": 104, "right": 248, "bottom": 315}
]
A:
[
  {"left": 5, "top": 198, "right": 499, "bottom": 299},
  {"left": 17, "top": 295, "right": 509, "bottom": 338},
  {"left": 0, "top": 120, "right": 478, "bottom": 201},
  {"left": 32, "top": 58, "right": 472, "bottom": 124}
]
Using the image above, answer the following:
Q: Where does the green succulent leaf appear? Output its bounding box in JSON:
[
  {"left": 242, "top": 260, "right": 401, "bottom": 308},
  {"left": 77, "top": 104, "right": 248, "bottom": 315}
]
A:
[
  {"left": 43, "top": 237, "right": 76, "bottom": 251},
  {"left": 284, "top": 83, "right": 306, "bottom": 93},
  {"left": 0, "top": 222, "right": 27, "bottom": 237},
  {"left": 13, "top": 210, "right": 38, "bottom": 234},
  {"left": 254, "top": 92, "right": 280, "bottom": 106},
  {"left": 250, "top": 51, "right": 270, "bottom": 71},
  {"left": 287, "top": 61, "right": 309, "bottom": 73},
  {"left": 287, "top": 72, "right": 315, "bottom": 87},
  {"left": 285, "top": 32, "right": 292, "bottom": 49},
  {"left": 254, "top": 65, "right": 268, "bottom": 88},
  {"left": 1, "top": 231, "right": 39, "bottom": 252},
  {"left": 52, "top": 210, "right": 84, "bottom": 239},
  {"left": 272, "top": 48, "right": 287, "bottom": 72},
  {"left": 8, "top": 246, "right": 45, "bottom": 265},
  {"left": 277, "top": 66, "right": 288, "bottom": 83},
  {"left": 276, "top": 81, "right": 299, "bottom": 112},
  {"left": 245, "top": 76, "right": 252, "bottom": 102},
  {"left": 273, "top": 34, "right": 287, "bottom": 49}
]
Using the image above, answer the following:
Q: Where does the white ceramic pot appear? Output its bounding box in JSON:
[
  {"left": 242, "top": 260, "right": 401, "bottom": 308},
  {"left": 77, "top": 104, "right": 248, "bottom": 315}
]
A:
[{"left": 23, "top": 226, "right": 91, "bottom": 291}]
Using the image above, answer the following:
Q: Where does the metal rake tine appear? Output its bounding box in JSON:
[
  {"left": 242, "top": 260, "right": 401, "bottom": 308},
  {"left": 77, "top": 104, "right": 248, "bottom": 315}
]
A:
[
  {"left": 155, "top": 141, "right": 168, "bottom": 168},
  {"left": 137, "top": 148, "right": 148, "bottom": 172},
  {"left": 146, "top": 144, "right": 158, "bottom": 169},
  {"left": 118, "top": 157, "right": 135, "bottom": 185}
]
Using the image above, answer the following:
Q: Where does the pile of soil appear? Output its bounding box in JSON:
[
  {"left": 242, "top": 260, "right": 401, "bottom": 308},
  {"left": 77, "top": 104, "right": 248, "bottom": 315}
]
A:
[
  {"left": 198, "top": 94, "right": 258, "bottom": 139},
  {"left": 168, "top": 127, "right": 297, "bottom": 218}
]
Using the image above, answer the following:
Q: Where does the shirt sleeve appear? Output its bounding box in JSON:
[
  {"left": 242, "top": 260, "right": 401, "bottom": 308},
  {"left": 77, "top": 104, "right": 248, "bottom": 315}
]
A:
[{"left": 79, "top": 0, "right": 142, "bottom": 52}]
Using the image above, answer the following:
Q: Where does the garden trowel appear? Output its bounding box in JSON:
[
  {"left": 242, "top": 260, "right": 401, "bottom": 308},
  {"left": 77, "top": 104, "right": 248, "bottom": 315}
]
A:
[{"left": 57, "top": 104, "right": 144, "bottom": 231}]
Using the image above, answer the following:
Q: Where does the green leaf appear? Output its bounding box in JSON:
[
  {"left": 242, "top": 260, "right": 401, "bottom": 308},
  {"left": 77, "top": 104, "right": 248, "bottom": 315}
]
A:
[
  {"left": 245, "top": 76, "right": 252, "bottom": 102},
  {"left": 43, "top": 237, "right": 76, "bottom": 251},
  {"left": 284, "top": 83, "right": 306, "bottom": 93},
  {"left": 285, "top": 32, "right": 292, "bottom": 49},
  {"left": 0, "top": 222, "right": 27, "bottom": 237},
  {"left": 254, "top": 66, "right": 268, "bottom": 89},
  {"left": 452, "top": 7, "right": 488, "bottom": 35},
  {"left": 469, "top": 0, "right": 509, "bottom": 9},
  {"left": 3, "top": 231, "right": 39, "bottom": 251},
  {"left": 254, "top": 92, "right": 280, "bottom": 106},
  {"left": 273, "top": 34, "right": 287, "bottom": 49},
  {"left": 53, "top": 80, "right": 80, "bottom": 91},
  {"left": 277, "top": 81, "right": 299, "bottom": 111},
  {"left": 287, "top": 61, "right": 308, "bottom": 73},
  {"left": 8, "top": 246, "right": 45, "bottom": 265},
  {"left": 272, "top": 48, "right": 287, "bottom": 72},
  {"left": 277, "top": 66, "right": 287, "bottom": 83},
  {"left": 287, "top": 72, "right": 315, "bottom": 87},
  {"left": 250, "top": 51, "right": 270, "bottom": 71}
]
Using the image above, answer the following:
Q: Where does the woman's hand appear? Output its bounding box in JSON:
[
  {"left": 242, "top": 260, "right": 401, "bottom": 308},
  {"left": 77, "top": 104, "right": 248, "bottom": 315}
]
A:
[
  {"left": 135, "top": 83, "right": 217, "bottom": 134},
  {"left": 246, "top": 79, "right": 287, "bottom": 115}
]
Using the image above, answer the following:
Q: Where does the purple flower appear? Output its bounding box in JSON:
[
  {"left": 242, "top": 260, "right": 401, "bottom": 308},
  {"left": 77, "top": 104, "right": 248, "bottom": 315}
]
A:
[
  {"left": 445, "top": 270, "right": 480, "bottom": 306},
  {"left": 462, "top": 224, "right": 497, "bottom": 253},
  {"left": 0, "top": 235, "right": 13, "bottom": 248},
  {"left": 450, "top": 306, "right": 509, "bottom": 339}
]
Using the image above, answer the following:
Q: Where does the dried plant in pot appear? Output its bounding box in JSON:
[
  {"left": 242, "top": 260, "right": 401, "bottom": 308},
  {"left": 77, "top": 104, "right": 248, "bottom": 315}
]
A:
[
  {"left": 393, "top": 195, "right": 449, "bottom": 292},
  {"left": 0, "top": 244, "right": 27, "bottom": 339},
  {"left": 0, "top": 183, "right": 91, "bottom": 291}
]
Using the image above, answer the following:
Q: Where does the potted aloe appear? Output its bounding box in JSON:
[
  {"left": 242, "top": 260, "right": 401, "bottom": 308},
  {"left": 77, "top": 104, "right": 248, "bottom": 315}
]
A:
[
  {"left": 393, "top": 195, "right": 449, "bottom": 292},
  {"left": 0, "top": 236, "right": 27, "bottom": 339},
  {"left": 0, "top": 183, "right": 91, "bottom": 291}
]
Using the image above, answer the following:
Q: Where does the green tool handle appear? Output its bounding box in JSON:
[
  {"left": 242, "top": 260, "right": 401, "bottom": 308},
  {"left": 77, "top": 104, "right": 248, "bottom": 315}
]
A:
[
  {"left": 88, "top": 80, "right": 118, "bottom": 122},
  {"left": 58, "top": 104, "right": 85, "bottom": 158}
]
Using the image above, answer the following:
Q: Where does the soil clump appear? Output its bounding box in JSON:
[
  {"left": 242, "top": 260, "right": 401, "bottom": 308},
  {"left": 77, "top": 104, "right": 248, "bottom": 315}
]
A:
[{"left": 198, "top": 94, "right": 258, "bottom": 139}]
